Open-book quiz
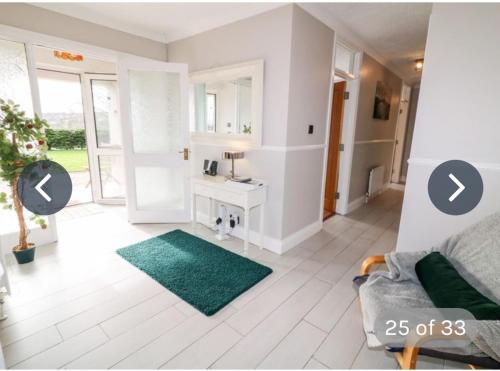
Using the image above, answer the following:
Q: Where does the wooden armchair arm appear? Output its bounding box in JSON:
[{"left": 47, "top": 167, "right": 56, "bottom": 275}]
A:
[
  {"left": 360, "top": 255, "right": 386, "bottom": 275},
  {"left": 395, "top": 324, "right": 469, "bottom": 369}
]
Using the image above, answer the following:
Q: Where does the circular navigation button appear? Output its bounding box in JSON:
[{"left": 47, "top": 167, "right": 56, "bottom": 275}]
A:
[
  {"left": 428, "top": 160, "right": 483, "bottom": 215},
  {"left": 17, "top": 160, "right": 72, "bottom": 216}
]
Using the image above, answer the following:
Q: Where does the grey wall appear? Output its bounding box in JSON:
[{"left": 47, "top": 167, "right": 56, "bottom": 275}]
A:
[
  {"left": 285, "top": 6, "right": 334, "bottom": 147},
  {"left": 168, "top": 4, "right": 334, "bottom": 244},
  {"left": 168, "top": 5, "right": 293, "bottom": 147},
  {"left": 401, "top": 86, "right": 419, "bottom": 178},
  {"left": 397, "top": 4, "right": 500, "bottom": 252},
  {"left": 281, "top": 6, "right": 334, "bottom": 237},
  {"left": 348, "top": 53, "right": 402, "bottom": 202},
  {"left": 0, "top": 3, "right": 167, "bottom": 61},
  {"left": 167, "top": 5, "right": 294, "bottom": 241}
]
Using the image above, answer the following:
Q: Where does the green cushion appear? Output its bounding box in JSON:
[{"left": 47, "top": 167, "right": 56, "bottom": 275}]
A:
[{"left": 415, "top": 252, "right": 500, "bottom": 320}]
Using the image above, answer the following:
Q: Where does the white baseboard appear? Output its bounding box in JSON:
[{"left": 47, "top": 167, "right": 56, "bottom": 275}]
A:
[
  {"left": 231, "top": 225, "right": 282, "bottom": 254},
  {"left": 388, "top": 182, "right": 405, "bottom": 191},
  {"left": 279, "top": 219, "right": 323, "bottom": 254},
  {"left": 195, "top": 211, "right": 321, "bottom": 255},
  {"left": 346, "top": 195, "right": 366, "bottom": 214},
  {"left": 346, "top": 182, "right": 393, "bottom": 214}
]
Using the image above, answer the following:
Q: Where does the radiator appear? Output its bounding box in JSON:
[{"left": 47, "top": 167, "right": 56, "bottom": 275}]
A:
[{"left": 367, "top": 165, "right": 385, "bottom": 199}]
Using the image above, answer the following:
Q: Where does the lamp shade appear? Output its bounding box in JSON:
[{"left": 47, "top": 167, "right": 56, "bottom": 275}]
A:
[{"left": 223, "top": 151, "right": 244, "bottom": 160}]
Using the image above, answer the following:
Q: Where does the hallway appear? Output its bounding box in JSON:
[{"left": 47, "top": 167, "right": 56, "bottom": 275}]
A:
[{"left": 1, "top": 191, "right": 462, "bottom": 369}]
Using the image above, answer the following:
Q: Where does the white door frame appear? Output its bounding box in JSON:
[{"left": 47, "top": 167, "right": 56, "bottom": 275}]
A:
[
  {"left": 0, "top": 28, "right": 59, "bottom": 254},
  {"left": 0, "top": 24, "right": 184, "bottom": 252},
  {"left": 82, "top": 74, "right": 125, "bottom": 205},
  {"left": 319, "top": 38, "right": 363, "bottom": 220},
  {"left": 391, "top": 83, "right": 412, "bottom": 184}
]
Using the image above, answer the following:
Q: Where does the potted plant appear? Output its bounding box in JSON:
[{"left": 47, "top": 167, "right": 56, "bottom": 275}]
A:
[{"left": 0, "top": 99, "right": 49, "bottom": 264}]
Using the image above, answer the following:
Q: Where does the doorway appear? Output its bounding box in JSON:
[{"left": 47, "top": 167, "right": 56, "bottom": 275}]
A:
[
  {"left": 37, "top": 68, "right": 92, "bottom": 206},
  {"left": 34, "top": 45, "right": 125, "bottom": 207},
  {"left": 323, "top": 78, "right": 346, "bottom": 220},
  {"left": 391, "top": 83, "right": 412, "bottom": 185}
]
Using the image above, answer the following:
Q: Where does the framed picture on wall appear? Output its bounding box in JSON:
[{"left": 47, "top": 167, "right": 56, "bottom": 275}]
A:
[{"left": 373, "top": 81, "right": 392, "bottom": 120}]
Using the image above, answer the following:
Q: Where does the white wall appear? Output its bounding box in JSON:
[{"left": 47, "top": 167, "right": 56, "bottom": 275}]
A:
[
  {"left": 397, "top": 3, "right": 500, "bottom": 252},
  {"left": 0, "top": 3, "right": 167, "bottom": 61}
]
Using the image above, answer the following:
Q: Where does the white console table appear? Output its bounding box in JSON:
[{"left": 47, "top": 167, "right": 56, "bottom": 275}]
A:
[{"left": 191, "top": 175, "right": 267, "bottom": 252}]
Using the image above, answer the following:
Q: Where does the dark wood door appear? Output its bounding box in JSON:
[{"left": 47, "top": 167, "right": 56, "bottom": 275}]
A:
[{"left": 323, "top": 81, "right": 346, "bottom": 220}]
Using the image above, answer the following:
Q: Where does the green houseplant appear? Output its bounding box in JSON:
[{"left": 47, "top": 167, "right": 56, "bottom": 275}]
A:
[{"left": 0, "top": 99, "right": 49, "bottom": 264}]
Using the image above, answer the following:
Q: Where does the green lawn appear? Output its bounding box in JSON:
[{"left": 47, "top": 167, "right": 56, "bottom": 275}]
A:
[{"left": 47, "top": 150, "right": 89, "bottom": 173}]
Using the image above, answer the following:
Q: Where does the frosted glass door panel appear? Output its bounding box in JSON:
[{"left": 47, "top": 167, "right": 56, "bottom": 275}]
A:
[
  {"left": 0, "top": 39, "right": 33, "bottom": 233},
  {"left": 91, "top": 80, "right": 121, "bottom": 148},
  {"left": 129, "top": 71, "right": 181, "bottom": 153},
  {"left": 0, "top": 38, "right": 33, "bottom": 115},
  {"left": 98, "top": 155, "right": 125, "bottom": 199},
  {"left": 135, "top": 167, "right": 184, "bottom": 211},
  {"left": 119, "top": 58, "right": 189, "bottom": 223}
]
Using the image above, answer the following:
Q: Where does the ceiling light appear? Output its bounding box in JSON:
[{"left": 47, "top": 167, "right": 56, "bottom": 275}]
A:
[{"left": 415, "top": 58, "right": 424, "bottom": 72}]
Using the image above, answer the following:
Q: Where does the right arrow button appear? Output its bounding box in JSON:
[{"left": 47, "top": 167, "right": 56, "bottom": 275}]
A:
[
  {"left": 448, "top": 173, "right": 465, "bottom": 202},
  {"left": 428, "top": 160, "right": 483, "bottom": 215}
]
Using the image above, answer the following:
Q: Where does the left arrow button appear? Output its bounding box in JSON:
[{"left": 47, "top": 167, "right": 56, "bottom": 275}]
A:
[
  {"left": 35, "top": 174, "right": 52, "bottom": 202},
  {"left": 17, "top": 160, "right": 72, "bottom": 216}
]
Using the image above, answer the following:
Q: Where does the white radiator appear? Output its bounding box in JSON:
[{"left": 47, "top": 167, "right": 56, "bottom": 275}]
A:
[{"left": 367, "top": 165, "right": 385, "bottom": 199}]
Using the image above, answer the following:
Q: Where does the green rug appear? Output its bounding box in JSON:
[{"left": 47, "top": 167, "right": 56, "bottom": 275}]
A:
[{"left": 117, "top": 229, "right": 273, "bottom": 316}]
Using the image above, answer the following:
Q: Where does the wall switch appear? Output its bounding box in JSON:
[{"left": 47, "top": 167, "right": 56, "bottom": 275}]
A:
[{"left": 308, "top": 125, "right": 314, "bottom": 134}]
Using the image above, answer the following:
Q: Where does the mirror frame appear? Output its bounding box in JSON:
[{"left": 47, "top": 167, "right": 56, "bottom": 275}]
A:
[{"left": 189, "top": 59, "right": 264, "bottom": 148}]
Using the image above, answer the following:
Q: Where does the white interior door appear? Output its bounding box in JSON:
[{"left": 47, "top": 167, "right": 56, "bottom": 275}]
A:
[{"left": 118, "top": 56, "right": 190, "bottom": 223}]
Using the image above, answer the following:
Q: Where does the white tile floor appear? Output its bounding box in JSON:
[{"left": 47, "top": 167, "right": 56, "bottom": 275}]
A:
[{"left": 0, "top": 190, "right": 456, "bottom": 369}]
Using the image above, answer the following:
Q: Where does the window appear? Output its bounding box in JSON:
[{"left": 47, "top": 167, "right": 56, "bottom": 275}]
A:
[
  {"left": 335, "top": 43, "right": 356, "bottom": 76},
  {"left": 206, "top": 93, "right": 216, "bottom": 133}
]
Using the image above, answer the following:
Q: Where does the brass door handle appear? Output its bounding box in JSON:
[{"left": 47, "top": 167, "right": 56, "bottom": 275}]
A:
[{"left": 178, "top": 148, "right": 190, "bottom": 160}]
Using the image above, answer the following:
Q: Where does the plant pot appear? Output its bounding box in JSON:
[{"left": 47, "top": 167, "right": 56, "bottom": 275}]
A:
[{"left": 13, "top": 246, "right": 36, "bottom": 264}]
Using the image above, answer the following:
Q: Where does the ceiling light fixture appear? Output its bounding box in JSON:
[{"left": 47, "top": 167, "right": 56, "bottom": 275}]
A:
[
  {"left": 53, "top": 50, "right": 84, "bottom": 62},
  {"left": 414, "top": 58, "right": 424, "bottom": 72}
]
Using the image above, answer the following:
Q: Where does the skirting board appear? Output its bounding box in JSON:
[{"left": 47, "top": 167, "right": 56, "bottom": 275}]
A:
[
  {"left": 388, "top": 182, "right": 405, "bottom": 191},
  {"left": 346, "top": 182, "right": 391, "bottom": 214},
  {"left": 195, "top": 212, "right": 322, "bottom": 255}
]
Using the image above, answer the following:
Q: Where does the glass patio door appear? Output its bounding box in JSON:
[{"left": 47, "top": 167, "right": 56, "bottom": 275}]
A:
[
  {"left": 0, "top": 37, "right": 58, "bottom": 252},
  {"left": 82, "top": 74, "right": 125, "bottom": 204},
  {"left": 118, "top": 56, "right": 190, "bottom": 223}
]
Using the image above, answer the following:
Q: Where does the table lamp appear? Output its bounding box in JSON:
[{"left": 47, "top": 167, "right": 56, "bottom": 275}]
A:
[{"left": 223, "top": 151, "right": 244, "bottom": 180}]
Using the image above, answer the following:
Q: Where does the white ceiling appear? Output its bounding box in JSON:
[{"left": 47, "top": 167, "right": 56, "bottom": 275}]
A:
[
  {"left": 35, "top": 2, "right": 431, "bottom": 84},
  {"left": 35, "top": 3, "right": 283, "bottom": 43},
  {"left": 311, "top": 3, "right": 432, "bottom": 84}
]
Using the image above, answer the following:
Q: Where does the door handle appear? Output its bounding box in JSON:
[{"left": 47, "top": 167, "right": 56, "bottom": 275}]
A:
[{"left": 178, "top": 148, "right": 190, "bottom": 160}]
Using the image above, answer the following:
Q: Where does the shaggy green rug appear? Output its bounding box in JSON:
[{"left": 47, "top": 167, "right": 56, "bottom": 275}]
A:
[{"left": 117, "top": 229, "right": 273, "bottom": 316}]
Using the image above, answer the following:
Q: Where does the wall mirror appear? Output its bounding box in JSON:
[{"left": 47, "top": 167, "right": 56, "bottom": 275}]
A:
[{"left": 189, "top": 60, "right": 263, "bottom": 147}]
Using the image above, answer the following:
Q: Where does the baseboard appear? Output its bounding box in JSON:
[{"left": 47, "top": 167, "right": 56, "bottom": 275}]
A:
[
  {"left": 279, "top": 219, "right": 323, "bottom": 254},
  {"left": 346, "top": 182, "right": 392, "bottom": 214},
  {"left": 195, "top": 211, "right": 282, "bottom": 254},
  {"left": 195, "top": 211, "right": 321, "bottom": 255},
  {"left": 388, "top": 182, "right": 405, "bottom": 191},
  {"left": 346, "top": 195, "right": 366, "bottom": 214}
]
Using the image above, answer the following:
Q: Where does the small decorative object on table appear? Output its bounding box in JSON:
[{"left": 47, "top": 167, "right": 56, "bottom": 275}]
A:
[
  {"left": 222, "top": 151, "right": 244, "bottom": 180},
  {"left": 203, "top": 159, "right": 218, "bottom": 176}
]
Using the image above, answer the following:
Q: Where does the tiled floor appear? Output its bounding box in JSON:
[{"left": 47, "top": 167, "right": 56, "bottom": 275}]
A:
[{"left": 0, "top": 189, "right": 449, "bottom": 369}]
